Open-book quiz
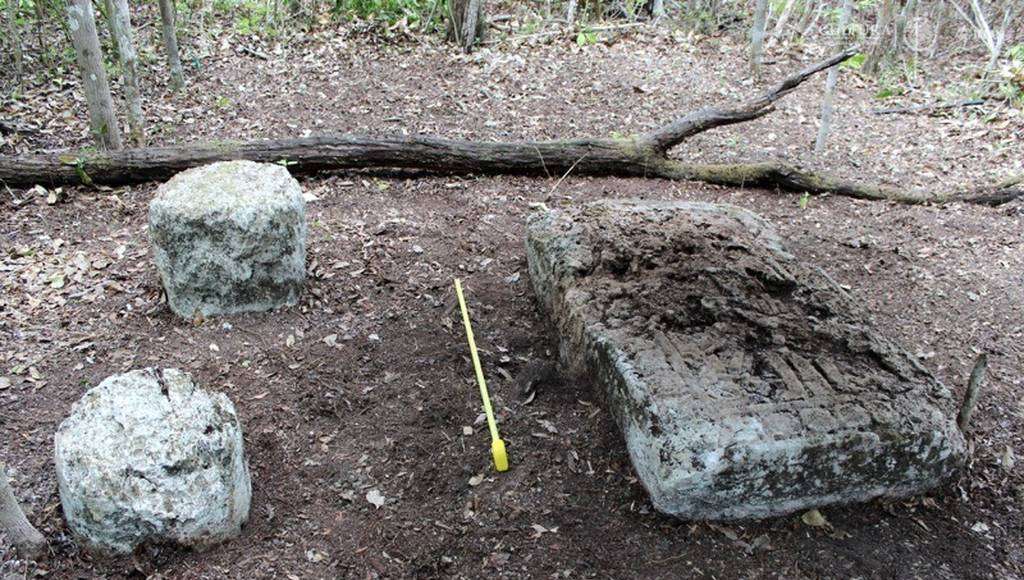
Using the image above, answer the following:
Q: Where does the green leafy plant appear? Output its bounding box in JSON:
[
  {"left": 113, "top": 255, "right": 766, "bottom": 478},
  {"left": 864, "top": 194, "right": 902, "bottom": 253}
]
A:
[
  {"left": 841, "top": 52, "right": 866, "bottom": 70},
  {"left": 576, "top": 27, "right": 597, "bottom": 47}
]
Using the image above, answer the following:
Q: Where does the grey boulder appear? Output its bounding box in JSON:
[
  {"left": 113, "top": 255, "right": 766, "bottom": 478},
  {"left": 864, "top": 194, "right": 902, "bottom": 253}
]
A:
[
  {"left": 149, "top": 160, "right": 307, "bottom": 318},
  {"left": 526, "top": 200, "right": 966, "bottom": 520},
  {"left": 54, "top": 368, "right": 251, "bottom": 554}
]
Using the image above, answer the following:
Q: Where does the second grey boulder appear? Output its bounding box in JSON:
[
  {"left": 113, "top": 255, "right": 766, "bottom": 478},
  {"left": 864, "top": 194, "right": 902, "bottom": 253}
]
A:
[{"left": 149, "top": 160, "right": 307, "bottom": 318}]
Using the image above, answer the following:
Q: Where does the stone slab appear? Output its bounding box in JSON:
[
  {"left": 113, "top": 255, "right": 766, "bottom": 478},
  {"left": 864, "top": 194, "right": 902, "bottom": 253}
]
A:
[{"left": 526, "top": 200, "right": 966, "bottom": 520}]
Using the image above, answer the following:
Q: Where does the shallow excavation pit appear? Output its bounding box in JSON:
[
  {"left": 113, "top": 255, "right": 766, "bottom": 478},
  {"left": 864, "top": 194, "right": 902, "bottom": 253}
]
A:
[{"left": 526, "top": 199, "right": 966, "bottom": 520}]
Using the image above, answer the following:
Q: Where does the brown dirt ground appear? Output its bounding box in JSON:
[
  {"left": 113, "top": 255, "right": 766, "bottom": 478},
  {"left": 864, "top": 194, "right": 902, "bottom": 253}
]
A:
[{"left": 2, "top": 16, "right": 1023, "bottom": 580}]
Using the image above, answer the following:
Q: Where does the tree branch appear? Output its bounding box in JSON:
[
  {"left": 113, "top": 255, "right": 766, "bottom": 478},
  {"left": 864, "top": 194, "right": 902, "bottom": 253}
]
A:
[{"left": 640, "top": 47, "right": 860, "bottom": 153}]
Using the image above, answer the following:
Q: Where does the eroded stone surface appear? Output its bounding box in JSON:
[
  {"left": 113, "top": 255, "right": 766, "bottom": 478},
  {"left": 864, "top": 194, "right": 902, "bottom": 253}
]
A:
[
  {"left": 55, "top": 368, "right": 251, "bottom": 554},
  {"left": 526, "top": 200, "right": 966, "bottom": 520},
  {"left": 149, "top": 160, "right": 306, "bottom": 318}
]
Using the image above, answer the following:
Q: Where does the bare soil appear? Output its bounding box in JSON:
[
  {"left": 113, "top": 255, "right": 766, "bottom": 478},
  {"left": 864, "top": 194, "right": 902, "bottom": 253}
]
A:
[{"left": 1, "top": 19, "right": 1023, "bottom": 579}]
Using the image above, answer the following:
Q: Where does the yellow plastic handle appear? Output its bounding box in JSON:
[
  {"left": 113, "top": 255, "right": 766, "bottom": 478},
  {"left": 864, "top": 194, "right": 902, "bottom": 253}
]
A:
[{"left": 454, "top": 278, "right": 509, "bottom": 472}]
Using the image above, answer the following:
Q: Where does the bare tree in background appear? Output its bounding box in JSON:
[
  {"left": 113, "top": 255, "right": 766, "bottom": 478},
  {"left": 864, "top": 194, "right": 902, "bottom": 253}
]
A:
[
  {"left": 448, "top": 0, "right": 485, "bottom": 52},
  {"left": 0, "top": 464, "right": 46, "bottom": 560},
  {"left": 766, "top": 0, "right": 797, "bottom": 49},
  {"left": 158, "top": 0, "right": 185, "bottom": 90},
  {"left": 67, "top": 0, "right": 123, "bottom": 149},
  {"left": 893, "top": 0, "right": 918, "bottom": 55},
  {"left": 948, "top": 0, "right": 1017, "bottom": 76},
  {"left": 750, "top": 0, "right": 769, "bottom": 77},
  {"left": 651, "top": 0, "right": 664, "bottom": 22},
  {"left": 863, "top": 0, "right": 899, "bottom": 76},
  {"left": 6, "top": 0, "right": 24, "bottom": 89},
  {"left": 816, "top": 0, "right": 853, "bottom": 154},
  {"left": 107, "top": 0, "right": 145, "bottom": 146}
]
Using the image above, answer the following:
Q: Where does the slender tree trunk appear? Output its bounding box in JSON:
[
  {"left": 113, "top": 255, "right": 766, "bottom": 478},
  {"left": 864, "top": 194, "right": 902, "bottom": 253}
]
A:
[
  {"left": 32, "top": 0, "right": 50, "bottom": 67},
  {"left": 767, "top": 0, "right": 797, "bottom": 48},
  {"left": 0, "top": 464, "right": 46, "bottom": 560},
  {"left": 565, "top": 0, "right": 578, "bottom": 23},
  {"left": 863, "top": 0, "right": 898, "bottom": 76},
  {"left": 6, "top": 0, "right": 24, "bottom": 89},
  {"left": 893, "top": 0, "right": 917, "bottom": 55},
  {"left": 67, "top": 0, "right": 123, "bottom": 150},
  {"left": 157, "top": 0, "right": 185, "bottom": 91},
  {"left": 463, "top": 0, "right": 482, "bottom": 51},
  {"left": 794, "top": 0, "right": 817, "bottom": 39},
  {"left": 100, "top": 0, "right": 117, "bottom": 57},
  {"left": 815, "top": 0, "right": 853, "bottom": 154},
  {"left": 750, "top": 0, "right": 769, "bottom": 77},
  {"left": 108, "top": 0, "right": 145, "bottom": 146},
  {"left": 651, "top": 0, "right": 664, "bottom": 21},
  {"left": 449, "top": 0, "right": 485, "bottom": 52},
  {"left": 928, "top": 1, "right": 950, "bottom": 59}
]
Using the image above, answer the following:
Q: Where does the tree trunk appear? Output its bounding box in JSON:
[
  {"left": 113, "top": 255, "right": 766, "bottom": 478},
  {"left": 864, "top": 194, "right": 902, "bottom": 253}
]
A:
[
  {"left": 1, "top": 48, "right": 1017, "bottom": 208},
  {"left": 6, "top": 0, "right": 24, "bottom": 89},
  {"left": 863, "top": 0, "right": 899, "bottom": 76},
  {"left": 766, "top": 0, "right": 797, "bottom": 49},
  {"left": 0, "top": 464, "right": 46, "bottom": 560},
  {"left": 32, "top": 0, "right": 50, "bottom": 68},
  {"left": 158, "top": 0, "right": 185, "bottom": 90},
  {"left": 893, "top": 0, "right": 917, "bottom": 55},
  {"left": 750, "top": 0, "right": 769, "bottom": 77},
  {"left": 67, "top": 0, "right": 123, "bottom": 150},
  {"left": 815, "top": 0, "right": 853, "bottom": 154},
  {"left": 108, "top": 0, "right": 145, "bottom": 146},
  {"left": 650, "top": 0, "right": 664, "bottom": 21},
  {"left": 449, "top": 0, "right": 485, "bottom": 51}
]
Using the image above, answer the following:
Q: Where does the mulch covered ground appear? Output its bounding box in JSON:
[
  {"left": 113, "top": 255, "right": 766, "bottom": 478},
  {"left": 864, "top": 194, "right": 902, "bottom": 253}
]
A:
[{"left": 1, "top": 17, "right": 1022, "bottom": 578}]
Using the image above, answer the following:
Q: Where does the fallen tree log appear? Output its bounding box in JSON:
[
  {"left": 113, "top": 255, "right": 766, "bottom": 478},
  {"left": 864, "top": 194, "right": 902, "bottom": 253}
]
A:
[{"left": 0, "top": 48, "right": 1019, "bottom": 207}]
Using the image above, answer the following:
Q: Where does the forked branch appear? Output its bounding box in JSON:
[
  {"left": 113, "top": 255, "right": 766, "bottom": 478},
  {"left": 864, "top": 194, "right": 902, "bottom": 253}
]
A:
[{"left": 640, "top": 47, "right": 860, "bottom": 153}]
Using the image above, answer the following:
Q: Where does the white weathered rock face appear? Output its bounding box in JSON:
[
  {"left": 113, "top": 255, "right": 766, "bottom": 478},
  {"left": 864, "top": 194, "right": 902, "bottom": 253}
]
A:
[
  {"left": 527, "top": 200, "right": 966, "bottom": 520},
  {"left": 149, "top": 160, "right": 307, "bottom": 318},
  {"left": 54, "top": 368, "right": 251, "bottom": 554}
]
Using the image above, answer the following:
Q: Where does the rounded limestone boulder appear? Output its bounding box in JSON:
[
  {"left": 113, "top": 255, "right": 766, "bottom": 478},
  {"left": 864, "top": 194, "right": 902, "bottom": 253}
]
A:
[
  {"left": 54, "top": 368, "right": 252, "bottom": 555},
  {"left": 149, "top": 160, "right": 307, "bottom": 318}
]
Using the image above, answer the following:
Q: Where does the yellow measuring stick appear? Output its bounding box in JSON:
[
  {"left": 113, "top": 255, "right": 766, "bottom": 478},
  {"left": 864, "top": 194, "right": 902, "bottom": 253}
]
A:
[{"left": 454, "top": 278, "right": 509, "bottom": 472}]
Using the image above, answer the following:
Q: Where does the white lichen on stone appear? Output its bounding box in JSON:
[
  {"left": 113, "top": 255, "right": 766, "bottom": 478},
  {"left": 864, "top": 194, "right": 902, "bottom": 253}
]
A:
[
  {"left": 149, "top": 160, "right": 307, "bottom": 318},
  {"left": 54, "top": 368, "right": 251, "bottom": 554}
]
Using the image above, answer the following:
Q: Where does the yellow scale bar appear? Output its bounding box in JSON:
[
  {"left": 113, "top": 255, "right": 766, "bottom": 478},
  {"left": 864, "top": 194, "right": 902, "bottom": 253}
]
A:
[{"left": 454, "top": 278, "right": 509, "bottom": 472}]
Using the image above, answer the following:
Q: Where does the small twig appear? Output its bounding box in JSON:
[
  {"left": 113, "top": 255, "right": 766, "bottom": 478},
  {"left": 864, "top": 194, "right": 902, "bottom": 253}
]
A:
[
  {"left": 872, "top": 99, "right": 985, "bottom": 116},
  {"left": 548, "top": 153, "right": 588, "bottom": 195},
  {"left": 239, "top": 45, "right": 269, "bottom": 60},
  {"left": 957, "top": 353, "right": 988, "bottom": 434}
]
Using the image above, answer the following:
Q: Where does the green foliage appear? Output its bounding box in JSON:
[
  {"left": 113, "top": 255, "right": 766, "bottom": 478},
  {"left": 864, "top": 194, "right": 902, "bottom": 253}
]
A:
[
  {"left": 798, "top": 192, "right": 810, "bottom": 210},
  {"left": 1009, "top": 44, "right": 1024, "bottom": 63},
  {"left": 841, "top": 52, "right": 865, "bottom": 70},
  {"left": 575, "top": 27, "right": 597, "bottom": 47},
  {"left": 998, "top": 44, "right": 1024, "bottom": 107},
  {"left": 873, "top": 86, "right": 902, "bottom": 100},
  {"left": 332, "top": 0, "right": 437, "bottom": 27}
]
